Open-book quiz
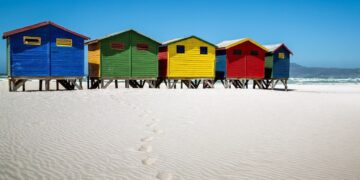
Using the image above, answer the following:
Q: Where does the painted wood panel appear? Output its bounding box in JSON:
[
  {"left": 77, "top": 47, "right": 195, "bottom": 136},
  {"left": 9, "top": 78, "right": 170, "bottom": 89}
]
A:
[
  {"left": 215, "top": 49, "right": 226, "bottom": 79},
  {"left": 101, "top": 32, "right": 131, "bottom": 78},
  {"left": 167, "top": 37, "right": 215, "bottom": 78},
  {"left": 265, "top": 46, "right": 291, "bottom": 78},
  {"left": 130, "top": 31, "right": 158, "bottom": 78},
  {"left": 226, "top": 41, "right": 265, "bottom": 79},
  {"left": 158, "top": 46, "right": 168, "bottom": 78},
  {"left": 88, "top": 42, "right": 100, "bottom": 77},
  {"left": 10, "top": 25, "right": 50, "bottom": 76},
  {"left": 50, "top": 26, "right": 84, "bottom": 77}
]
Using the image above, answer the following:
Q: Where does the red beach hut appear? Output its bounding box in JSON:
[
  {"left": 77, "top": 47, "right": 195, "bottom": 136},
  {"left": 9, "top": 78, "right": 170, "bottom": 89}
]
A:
[
  {"left": 216, "top": 38, "right": 268, "bottom": 88},
  {"left": 217, "top": 38, "right": 268, "bottom": 79}
]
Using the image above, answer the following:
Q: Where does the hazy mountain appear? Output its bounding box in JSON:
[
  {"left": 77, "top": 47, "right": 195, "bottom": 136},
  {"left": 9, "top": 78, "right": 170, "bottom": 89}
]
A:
[{"left": 290, "top": 63, "right": 360, "bottom": 78}]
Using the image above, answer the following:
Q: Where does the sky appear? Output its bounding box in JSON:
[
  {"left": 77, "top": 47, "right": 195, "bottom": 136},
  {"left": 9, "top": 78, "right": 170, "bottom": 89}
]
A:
[{"left": 0, "top": 0, "right": 360, "bottom": 74}]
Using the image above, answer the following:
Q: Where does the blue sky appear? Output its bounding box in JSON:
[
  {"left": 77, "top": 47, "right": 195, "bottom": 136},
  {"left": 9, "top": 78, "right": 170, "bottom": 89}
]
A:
[{"left": 1, "top": 0, "right": 360, "bottom": 74}]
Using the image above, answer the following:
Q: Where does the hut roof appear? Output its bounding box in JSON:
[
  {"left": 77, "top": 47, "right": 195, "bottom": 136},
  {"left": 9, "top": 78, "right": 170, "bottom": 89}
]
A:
[
  {"left": 264, "top": 43, "right": 293, "bottom": 55},
  {"left": 162, "top": 36, "right": 217, "bottom": 47},
  {"left": 86, "top": 29, "right": 161, "bottom": 45},
  {"left": 2, "top": 21, "right": 89, "bottom": 40},
  {"left": 217, "top": 38, "right": 268, "bottom": 51}
]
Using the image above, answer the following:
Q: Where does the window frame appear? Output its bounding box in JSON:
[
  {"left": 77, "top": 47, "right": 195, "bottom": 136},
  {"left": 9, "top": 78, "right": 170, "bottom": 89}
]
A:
[
  {"left": 136, "top": 43, "right": 149, "bottom": 51},
  {"left": 110, "top": 42, "right": 125, "bottom": 50},
  {"left": 278, "top": 53, "right": 285, "bottom": 59},
  {"left": 56, "top": 38, "right": 73, "bottom": 47},
  {"left": 200, "top": 46, "right": 208, "bottom": 55},
  {"left": 250, "top": 50, "right": 259, "bottom": 56},
  {"left": 23, "top": 36, "right": 41, "bottom": 46},
  {"left": 176, "top": 45, "right": 185, "bottom": 54},
  {"left": 233, "top": 49, "right": 242, "bottom": 55}
]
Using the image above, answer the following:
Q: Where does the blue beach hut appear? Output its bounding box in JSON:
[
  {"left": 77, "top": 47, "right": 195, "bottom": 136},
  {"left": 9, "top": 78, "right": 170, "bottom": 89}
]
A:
[
  {"left": 3, "top": 21, "right": 90, "bottom": 91},
  {"left": 263, "top": 43, "right": 293, "bottom": 90}
]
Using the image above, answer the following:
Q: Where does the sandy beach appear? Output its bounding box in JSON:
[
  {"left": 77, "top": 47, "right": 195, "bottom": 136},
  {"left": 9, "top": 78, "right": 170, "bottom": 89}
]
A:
[{"left": 1, "top": 80, "right": 360, "bottom": 180}]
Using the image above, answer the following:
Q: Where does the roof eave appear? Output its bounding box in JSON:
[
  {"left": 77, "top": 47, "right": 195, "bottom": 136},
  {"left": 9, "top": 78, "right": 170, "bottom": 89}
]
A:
[{"left": 2, "top": 21, "right": 90, "bottom": 40}]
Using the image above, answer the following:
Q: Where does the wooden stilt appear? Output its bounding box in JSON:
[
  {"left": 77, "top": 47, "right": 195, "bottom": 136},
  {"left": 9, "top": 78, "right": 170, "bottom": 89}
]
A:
[
  {"left": 115, "top": 80, "right": 118, "bottom": 88},
  {"left": 39, "top": 80, "right": 43, "bottom": 91},
  {"left": 79, "top": 79, "right": 83, "bottom": 90},
  {"left": 125, "top": 80, "right": 129, "bottom": 88},
  {"left": 45, "top": 80, "right": 50, "bottom": 91},
  {"left": 56, "top": 80, "right": 59, "bottom": 90},
  {"left": 8, "top": 80, "right": 12, "bottom": 92},
  {"left": 87, "top": 77, "right": 90, "bottom": 89}
]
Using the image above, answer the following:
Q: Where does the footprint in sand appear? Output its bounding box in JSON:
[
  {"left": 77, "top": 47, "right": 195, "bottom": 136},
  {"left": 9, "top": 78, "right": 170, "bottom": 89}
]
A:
[
  {"left": 138, "top": 144, "right": 153, "bottom": 153},
  {"left": 153, "top": 128, "right": 164, "bottom": 134},
  {"left": 156, "top": 172, "right": 173, "bottom": 180},
  {"left": 146, "top": 122, "right": 157, "bottom": 128},
  {"left": 141, "top": 136, "right": 154, "bottom": 142},
  {"left": 152, "top": 118, "right": 160, "bottom": 122},
  {"left": 142, "top": 157, "right": 157, "bottom": 165}
]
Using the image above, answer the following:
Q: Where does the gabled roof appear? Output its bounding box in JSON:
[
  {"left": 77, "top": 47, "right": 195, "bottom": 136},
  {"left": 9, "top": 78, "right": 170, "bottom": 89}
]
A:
[
  {"left": 85, "top": 29, "right": 161, "bottom": 45},
  {"left": 264, "top": 43, "right": 293, "bottom": 55},
  {"left": 217, "top": 38, "right": 268, "bottom": 52},
  {"left": 162, "top": 36, "right": 217, "bottom": 47},
  {"left": 2, "top": 21, "right": 89, "bottom": 40}
]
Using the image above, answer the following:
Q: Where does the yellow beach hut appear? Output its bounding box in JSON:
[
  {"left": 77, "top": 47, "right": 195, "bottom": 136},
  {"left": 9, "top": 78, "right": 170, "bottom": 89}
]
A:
[{"left": 158, "top": 36, "right": 216, "bottom": 88}]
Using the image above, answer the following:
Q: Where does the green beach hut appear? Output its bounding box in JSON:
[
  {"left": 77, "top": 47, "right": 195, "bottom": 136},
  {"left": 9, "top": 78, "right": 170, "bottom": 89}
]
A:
[{"left": 86, "top": 29, "right": 161, "bottom": 89}]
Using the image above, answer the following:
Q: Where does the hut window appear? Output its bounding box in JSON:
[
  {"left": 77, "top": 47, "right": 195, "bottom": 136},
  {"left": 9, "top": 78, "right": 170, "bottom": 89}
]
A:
[
  {"left": 278, "top": 53, "right": 285, "bottom": 59},
  {"left": 110, "top": 42, "right": 125, "bottom": 50},
  {"left": 233, "top": 49, "right": 242, "bottom": 55},
  {"left": 56, "top": 38, "right": 72, "bottom": 47},
  {"left": 137, "top": 43, "right": 149, "bottom": 50},
  {"left": 176, "top": 45, "right": 185, "bottom": 53},
  {"left": 200, "top": 46, "right": 208, "bottom": 54},
  {"left": 23, "top": 36, "right": 41, "bottom": 45},
  {"left": 250, "top": 50, "right": 259, "bottom": 56}
]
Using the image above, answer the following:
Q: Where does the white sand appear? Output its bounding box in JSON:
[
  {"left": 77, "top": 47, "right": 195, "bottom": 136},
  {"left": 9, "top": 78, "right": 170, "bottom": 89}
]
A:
[{"left": 1, "top": 81, "right": 360, "bottom": 180}]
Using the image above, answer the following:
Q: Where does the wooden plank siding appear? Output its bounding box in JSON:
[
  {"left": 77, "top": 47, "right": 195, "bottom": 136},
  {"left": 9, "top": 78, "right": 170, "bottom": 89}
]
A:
[
  {"left": 226, "top": 41, "right": 266, "bottom": 79},
  {"left": 49, "top": 25, "right": 85, "bottom": 76},
  {"left": 272, "top": 46, "right": 290, "bottom": 78},
  {"left": 100, "top": 32, "right": 131, "bottom": 78},
  {"left": 88, "top": 30, "right": 160, "bottom": 79},
  {"left": 88, "top": 42, "right": 100, "bottom": 77},
  {"left": 3, "top": 21, "right": 89, "bottom": 78},
  {"left": 9, "top": 25, "right": 51, "bottom": 76},
  {"left": 6, "top": 38, "right": 10, "bottom": 76},
  {"left": 264, "top": 45, "right": 292, "bottom": 79},
  {"left": 130, "top": 31, "right": 158, "bottom": 78},
  {"left": 215, "top": 49, "right": 226, "bottom": 79},
  {"left": 167, "top": 37, "right": 215, "bottom": 78}
]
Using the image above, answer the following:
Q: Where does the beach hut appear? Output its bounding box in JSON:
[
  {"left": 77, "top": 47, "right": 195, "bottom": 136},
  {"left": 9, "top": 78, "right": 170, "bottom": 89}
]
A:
[
  {"left": 263, "top": 43, "right": 293, "bottom": 90},
  {"left": 86, "top": 29, "right": 161, "bottom": 89},
  {"left": 216, "top": 38, "right": 268, "bottom": 88},
  {"left": 3, "top": 21, "right": 89, "bottom": 91},
  {"left": 158, "top": 36, "right": 216, "bottom": 89}
]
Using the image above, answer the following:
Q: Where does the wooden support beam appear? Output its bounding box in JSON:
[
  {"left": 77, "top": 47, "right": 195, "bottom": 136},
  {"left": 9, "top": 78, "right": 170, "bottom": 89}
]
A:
[
  {"left": 73, "top": 79, "right": 83, "bottom": 90},
  {"left": 115, "top": 80, "right": 118, "bottom": 88},
  {"left": 102, "top": 79, "right": 113, "bottom": 89}
]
